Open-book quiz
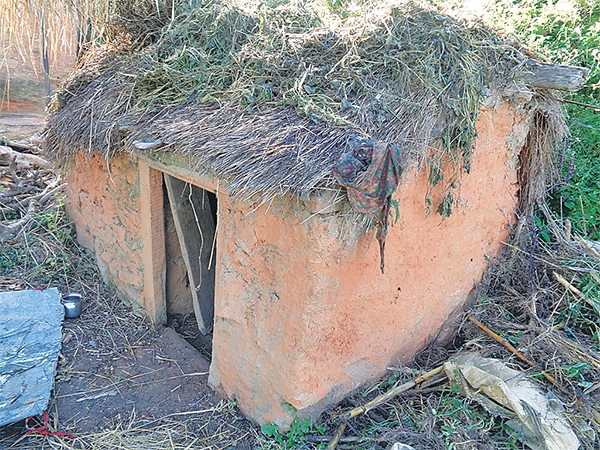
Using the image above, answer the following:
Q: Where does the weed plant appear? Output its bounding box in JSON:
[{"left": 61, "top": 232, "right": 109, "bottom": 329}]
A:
[
  {"left": 261, "top": 417, "right": 327, "bottom": 449},
  {"left": 0, "top": 202, "right": 97, "bottom": 293},
  {"left": 482, "top": 0, "right": 600, "bottom": 237},
  {"left": 552, "top": 105, "right": 600, "bottom": 239}
]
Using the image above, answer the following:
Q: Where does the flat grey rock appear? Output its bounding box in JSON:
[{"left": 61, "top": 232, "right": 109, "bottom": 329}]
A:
[
  {"left": 0, "top": 288, "right": 63, "bottom": 426},
  {"left": 133, "top": 138, "right": 163, "bottom": 150}
]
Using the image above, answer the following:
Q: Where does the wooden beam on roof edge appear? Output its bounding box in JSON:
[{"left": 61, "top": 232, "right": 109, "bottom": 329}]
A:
[{"left": 519, "top": 60, "right": 590, "bottom": 91}]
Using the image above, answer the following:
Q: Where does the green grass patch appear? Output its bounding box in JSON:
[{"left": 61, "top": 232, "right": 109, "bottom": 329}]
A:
[
  {"left": 551, "top": 102, "right": 600, "bottom": 239},
  {"left": 0, "top": 206, "right": 96, "bottom": 291},
  {"left": 260, "top": 417, "right": 326, "bottom": 449},
  {"left": 479, "top": 0, "right": 600, "bottom": 237}
]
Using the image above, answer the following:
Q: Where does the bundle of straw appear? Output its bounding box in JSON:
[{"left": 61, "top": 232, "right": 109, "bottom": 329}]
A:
[{"left": 45, "top": 0, "right": 565, "bottom": 214}]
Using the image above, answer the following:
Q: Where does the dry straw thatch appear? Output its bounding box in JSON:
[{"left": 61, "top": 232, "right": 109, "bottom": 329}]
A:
[{"left": 45, "top": 0, "right": 566, "bottom": 213}]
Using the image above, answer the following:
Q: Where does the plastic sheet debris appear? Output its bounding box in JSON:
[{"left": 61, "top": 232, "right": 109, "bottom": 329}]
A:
[
  {"left": 444, "top": 353, "right": 579, "bottom": 450},
  {"left": 0, "top": 288, "right": 63, "bottom": 426},
  {"left": 390, "top": 443, "right": 416, "bottom": 450}
]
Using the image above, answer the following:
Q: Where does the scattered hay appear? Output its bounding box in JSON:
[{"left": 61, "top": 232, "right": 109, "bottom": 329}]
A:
[
  {"left": 4, "top": 414, "right": 260, "bottom": 449},
  {"left": 517, "top": 96, "right": 570, "bottom": 215},
  {"left": 106, "top": 0, "right": 175, "bottom": 47},
  {"left": 45, "top": 0, "right": 564, "bottom": 215}
]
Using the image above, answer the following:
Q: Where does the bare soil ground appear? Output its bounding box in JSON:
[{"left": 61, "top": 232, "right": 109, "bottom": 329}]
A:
[
  {"left": 2, "top": 290, "right": 261, "bottom": 448},
  {"left": 53, "top": 301, "right": 258, "bottom": 443},
  {"left": 0, "top": 111, "right": 45, "bottom": 141}
]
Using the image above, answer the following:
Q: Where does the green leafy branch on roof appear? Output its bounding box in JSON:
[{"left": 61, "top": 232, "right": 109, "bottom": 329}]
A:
[
  {"left": 47, "top": 0, "right": 566, "bottom": 218},
  {"left": 122, "top": 0, "right": 529, "bottom": 214},
  {"left": 135, "top": 1, "right": 521, "bottom": 121}
]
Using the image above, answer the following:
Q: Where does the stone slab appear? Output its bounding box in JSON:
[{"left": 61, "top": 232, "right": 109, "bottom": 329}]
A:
[{"left": 0, "top": 288, "right": 63, "bottom": 426}]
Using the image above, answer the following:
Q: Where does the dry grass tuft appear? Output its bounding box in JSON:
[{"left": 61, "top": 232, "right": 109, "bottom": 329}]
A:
[
  {"left": 518, "top": 95, "right": 570, "bottom": 216},
  {"left": 44, "top": 0, "right": 567, "bottom": 216}
]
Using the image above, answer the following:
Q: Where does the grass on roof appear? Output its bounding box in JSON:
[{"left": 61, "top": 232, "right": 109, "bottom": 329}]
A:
[{"left": 48, "top": 0, "right": 567, "bottom": 215}]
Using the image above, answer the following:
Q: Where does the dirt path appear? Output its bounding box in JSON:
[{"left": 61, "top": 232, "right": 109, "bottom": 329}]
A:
[{"left": 0, "top": 108, "right": 45, "bottom": 141}]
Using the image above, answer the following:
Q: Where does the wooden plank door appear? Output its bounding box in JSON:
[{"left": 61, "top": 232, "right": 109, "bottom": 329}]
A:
[{"left": 163, "top": 174, "right": 216, "bottom": 335}]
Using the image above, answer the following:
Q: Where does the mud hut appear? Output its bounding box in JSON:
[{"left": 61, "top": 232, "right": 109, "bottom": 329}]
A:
[{"left": 45, "top": 1, "right": 585, "bottom": 427}]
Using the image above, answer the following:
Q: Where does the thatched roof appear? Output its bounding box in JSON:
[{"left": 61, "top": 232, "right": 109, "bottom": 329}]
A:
[
  {"left": 45, "top": 0, "right": 565, "bottom": 210},
  {"left": 47, "top": 70, "right": 439, "bottom": 201}
]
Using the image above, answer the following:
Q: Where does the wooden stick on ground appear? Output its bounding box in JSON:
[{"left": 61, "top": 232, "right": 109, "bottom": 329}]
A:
[
  {"left": 0, "top": 201, "right": 37, "bottom": 243},
  {"left": 0, "top": 136, "right": 39, "bottom": 151},
  {"left": 472, "top": 316, "right": 600, "bottom": 428},
  {"left": 553, "top": 271, "right": 600, "bottom": 314},
  {"left": 326, "top": 422, "right": 346, "bottom": 450},
  {"left": 0, "top": 145, "right": 50, "bottom": 169},
  {"left": 326, "top": 365, "right": 445, "bottom": 450},
  {"left": 575, "top": 236, "right": 600, "bottom": 260},
  {"left": 468, "top": 316, "right": 561, "bottom": 389},
  {"left": 346, "top": 365, "right": 444, "bottom": 419},
  {"left": 553, "top": 272, "right": 584, "bottom": 299}
]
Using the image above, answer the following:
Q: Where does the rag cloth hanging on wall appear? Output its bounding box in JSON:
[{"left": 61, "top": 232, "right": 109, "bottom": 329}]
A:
[{"left": 333, "top": 139, "right": 404, "bottom": 273}]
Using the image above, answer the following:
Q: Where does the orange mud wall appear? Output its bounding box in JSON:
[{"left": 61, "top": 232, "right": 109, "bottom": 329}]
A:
[
  {"left": 64, "top": 153, "right": 147, "bottom": 311},
  {"left": 65, "top": 153, "right": 186, "bottom": 321},
  {"left": 64, "top": 105, "right": 524, "bottom": 428},
  {"left": 208, "top": 105, "right": 522, "bottom": 427}
]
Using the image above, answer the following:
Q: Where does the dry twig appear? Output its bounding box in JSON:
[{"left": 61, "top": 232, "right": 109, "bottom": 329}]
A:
[{"left": 327, "top": 365, "right": 445, "bottom": 450}]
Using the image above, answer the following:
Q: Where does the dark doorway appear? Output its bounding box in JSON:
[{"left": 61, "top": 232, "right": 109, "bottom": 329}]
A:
[{"left": 163, "top": 174, "right": 217, "bottom": 360}]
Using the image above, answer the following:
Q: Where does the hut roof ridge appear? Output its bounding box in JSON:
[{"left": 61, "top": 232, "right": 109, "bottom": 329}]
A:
[{"left": 45, "top": 0, "right": 561, "bottom": 207}]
